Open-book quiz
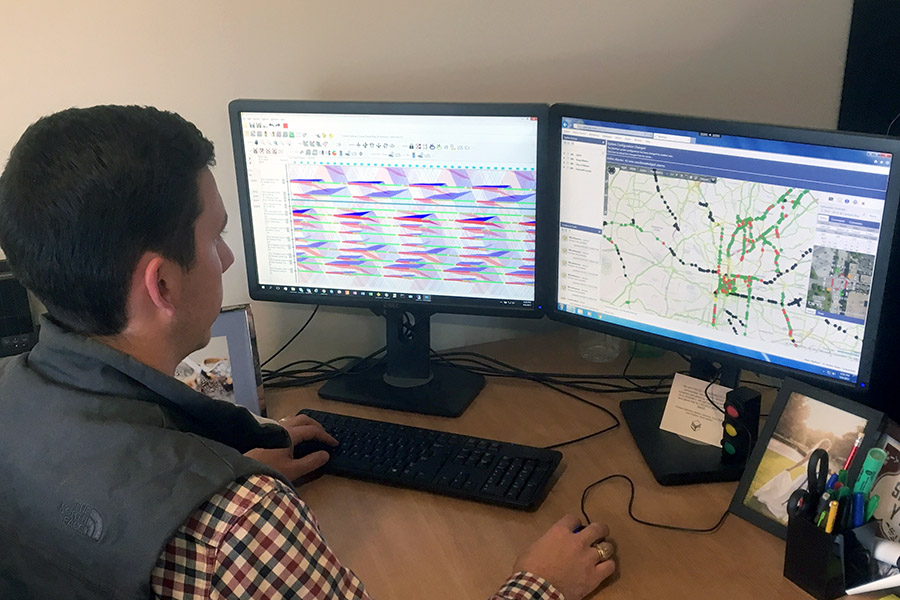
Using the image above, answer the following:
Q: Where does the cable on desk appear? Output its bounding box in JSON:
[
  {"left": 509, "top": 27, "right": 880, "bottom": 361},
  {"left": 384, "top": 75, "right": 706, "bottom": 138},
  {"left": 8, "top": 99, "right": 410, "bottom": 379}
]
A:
[
  {"left": 536, "top": 380, "right": 620, "bottom": 450},
  {"left": 260, "top": 305, "right": 320, "bottom": 369},
  {"left": 435, "top": 350, "right": 676, "bottom": 395},
  {"left": 620, "top": 342, "right": 680, "bottom": 395},
  {"left": 263, "top": 346, "right": 386, "bottom": 388},
  {"left": 432, "top": 351, "right": 628, "bottom": 449},
  {"left": 704, "top": 370, "right": 726, "bottom": 415},
  {"left": 581, "top": 473, "right": 730, "bottom": 534}
]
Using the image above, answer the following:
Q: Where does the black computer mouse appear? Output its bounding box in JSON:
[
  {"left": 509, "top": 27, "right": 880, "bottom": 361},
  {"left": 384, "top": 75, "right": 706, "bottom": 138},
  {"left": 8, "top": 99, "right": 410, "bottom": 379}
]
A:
[{"left": 293, "top": 438, "right": 337, "bottom": 459}]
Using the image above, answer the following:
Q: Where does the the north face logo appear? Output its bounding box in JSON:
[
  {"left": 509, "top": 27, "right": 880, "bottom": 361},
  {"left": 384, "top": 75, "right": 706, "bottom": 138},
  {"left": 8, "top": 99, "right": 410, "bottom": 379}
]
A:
[{"left": 58, "top": 502, "right": 103, "bottom": 541}]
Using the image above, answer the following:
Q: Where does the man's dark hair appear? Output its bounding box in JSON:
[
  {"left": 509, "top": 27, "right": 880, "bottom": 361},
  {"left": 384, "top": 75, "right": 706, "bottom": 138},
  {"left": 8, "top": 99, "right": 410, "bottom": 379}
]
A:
[{"left": 0, "top": 105, "right": 215, "bottom": 335}]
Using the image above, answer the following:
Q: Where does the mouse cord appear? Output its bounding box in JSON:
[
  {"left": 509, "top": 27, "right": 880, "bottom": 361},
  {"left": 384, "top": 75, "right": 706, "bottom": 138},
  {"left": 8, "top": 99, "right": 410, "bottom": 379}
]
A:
[{"left": 581, "top": 473, "right": 730, "bottom": 533}]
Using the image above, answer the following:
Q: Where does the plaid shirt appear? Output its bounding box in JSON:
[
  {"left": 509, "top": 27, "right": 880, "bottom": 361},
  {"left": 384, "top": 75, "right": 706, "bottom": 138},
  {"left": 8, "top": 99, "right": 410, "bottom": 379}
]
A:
[{"left": 151, "top": 474, "right": 563, "bottom": 600}]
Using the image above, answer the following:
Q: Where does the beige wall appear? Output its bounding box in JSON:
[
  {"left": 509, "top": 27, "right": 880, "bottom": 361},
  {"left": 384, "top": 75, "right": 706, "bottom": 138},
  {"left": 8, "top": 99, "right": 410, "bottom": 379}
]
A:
[{"left": 0, "top": 0, "right": 852, "bottom": 364}]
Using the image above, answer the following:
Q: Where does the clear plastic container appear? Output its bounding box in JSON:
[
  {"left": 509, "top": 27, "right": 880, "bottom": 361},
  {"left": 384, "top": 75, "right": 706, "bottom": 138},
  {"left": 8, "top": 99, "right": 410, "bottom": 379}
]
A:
[{"left": 577, "top": 329, "right": 621, "bottom": 363}]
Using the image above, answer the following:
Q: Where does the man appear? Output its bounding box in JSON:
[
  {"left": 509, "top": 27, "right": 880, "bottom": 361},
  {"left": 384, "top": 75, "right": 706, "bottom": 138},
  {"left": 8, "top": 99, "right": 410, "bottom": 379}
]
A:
[{"left": 0, "top": 105, "right": 616, "bottom": 600}]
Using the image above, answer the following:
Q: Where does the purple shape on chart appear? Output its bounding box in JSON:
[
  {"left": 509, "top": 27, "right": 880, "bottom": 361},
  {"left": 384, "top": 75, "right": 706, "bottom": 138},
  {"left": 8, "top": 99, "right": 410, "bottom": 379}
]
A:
[
  {"left": 515, "top": 172, "right": 536, "bottom": 187},
  {"left": 449, "top": 169, "right": 472, "bottom": 187},
  {"left": 326, "top": 166, "right": 347, "bottom": 182},
  {"left": 386, "top": 167, "right": 408, "bottom": 185},
  {"left": 308, "top": 187, "right": 346, "bottom": 196},
  {"left": 487, "top": 193, "right": 534, "bottom": 203},
  {"left": 427, "top": 191, "right": 470, "bottom": 201},
  {"left": 327, "top": 259, "right": 367, "bottom": 267}
]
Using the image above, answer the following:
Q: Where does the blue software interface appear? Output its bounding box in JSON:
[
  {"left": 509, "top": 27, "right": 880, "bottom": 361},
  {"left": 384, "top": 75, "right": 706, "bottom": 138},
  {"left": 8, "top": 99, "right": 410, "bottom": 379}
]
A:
[
  {"left": 238, "top": 111, "right": 539, "bottom": 308},
  {"left": 556, "top": 117, "right": 893, "bottom": 383}
]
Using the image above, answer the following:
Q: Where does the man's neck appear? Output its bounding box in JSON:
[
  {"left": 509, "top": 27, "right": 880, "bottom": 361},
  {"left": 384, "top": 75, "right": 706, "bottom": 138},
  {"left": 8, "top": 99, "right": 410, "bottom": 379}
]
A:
[{"left": 93, "top": 329, "right": 183, "bottom": 376}]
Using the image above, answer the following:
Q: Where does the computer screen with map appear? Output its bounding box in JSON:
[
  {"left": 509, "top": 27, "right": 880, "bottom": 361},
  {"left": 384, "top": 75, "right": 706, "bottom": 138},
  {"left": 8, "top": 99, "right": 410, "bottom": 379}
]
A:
[
  {"left": 549, "top": 104, "right": 900, "bottom": 394},
  {"left": 229, "top": 100, "right": 548, "bottom": 416}
]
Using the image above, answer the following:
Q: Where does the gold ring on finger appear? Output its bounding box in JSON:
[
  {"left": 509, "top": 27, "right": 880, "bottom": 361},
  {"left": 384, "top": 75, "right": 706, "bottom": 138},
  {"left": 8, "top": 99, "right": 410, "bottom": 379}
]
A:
[{"left": 592, "top": 541, "right": 615, "bottom": 562}]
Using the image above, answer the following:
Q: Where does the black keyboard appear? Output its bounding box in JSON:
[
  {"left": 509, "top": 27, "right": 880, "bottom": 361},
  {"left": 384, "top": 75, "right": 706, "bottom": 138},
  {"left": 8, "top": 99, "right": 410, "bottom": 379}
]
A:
[{"left": 298, "top": 408, "right": 562, "bottom": 510}]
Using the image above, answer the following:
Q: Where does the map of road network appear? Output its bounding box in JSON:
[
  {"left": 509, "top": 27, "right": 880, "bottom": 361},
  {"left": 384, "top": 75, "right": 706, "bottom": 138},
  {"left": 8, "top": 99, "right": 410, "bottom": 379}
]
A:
[{"left": 599, "top": 165, "right": 867, "bottom": 359}]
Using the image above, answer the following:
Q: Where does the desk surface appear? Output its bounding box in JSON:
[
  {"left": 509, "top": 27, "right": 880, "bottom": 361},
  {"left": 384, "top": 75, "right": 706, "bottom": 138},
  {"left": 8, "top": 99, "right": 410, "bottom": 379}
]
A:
[{"left": 266, "top": 330, "right": 882, "bottom": 600}]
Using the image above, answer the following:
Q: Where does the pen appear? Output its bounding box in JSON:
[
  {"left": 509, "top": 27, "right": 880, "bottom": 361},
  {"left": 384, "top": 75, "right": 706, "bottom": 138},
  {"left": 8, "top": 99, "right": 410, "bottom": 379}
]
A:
[
  {"left": 844, "top": 433, "right": 865, "bottom": 470},
  {"left": 825, "top": 500, "right": 839, "bottom": 534}
]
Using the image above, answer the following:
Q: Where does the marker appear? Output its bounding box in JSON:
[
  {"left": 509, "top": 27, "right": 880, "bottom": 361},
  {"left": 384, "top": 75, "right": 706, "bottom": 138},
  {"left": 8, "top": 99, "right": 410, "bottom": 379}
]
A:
[
  {"left": 838, "top": 469, "right": 849, "bottom": 486},
  {"left": 872, "top": 538, "right": 900, "bottom": 568},
  {"left": 866, "top": 494, "right": 880, "bottom": 522},
  {"left": 826, "top": 473, "right": 839, "bottom": 490},
  {"left": 838, "top": 495, "right": 853, "bottom": 532},
  {"left": 853, "top": 448, "right": 888, "bottom": 497},
  {"left": 844, "top": 433, "right": 865, "bottom": 470},
  {"left": 825, "top": 500, "right": 839, "bottom": 534},
  {"left": 814, "top": 490, "right": 834, "bottom": 521},
  {"left": 853, "top": 492, "right": 865, "bottom": 528}
]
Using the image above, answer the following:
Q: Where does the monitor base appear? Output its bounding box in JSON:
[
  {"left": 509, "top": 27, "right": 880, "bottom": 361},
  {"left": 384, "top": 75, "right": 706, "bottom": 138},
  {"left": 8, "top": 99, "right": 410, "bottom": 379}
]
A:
[
  {"left": 318, "top": 361, "right": 485, "bottom": 418},
  {"left": 620, "top": 396, "right": 745, "bottom": 486}
]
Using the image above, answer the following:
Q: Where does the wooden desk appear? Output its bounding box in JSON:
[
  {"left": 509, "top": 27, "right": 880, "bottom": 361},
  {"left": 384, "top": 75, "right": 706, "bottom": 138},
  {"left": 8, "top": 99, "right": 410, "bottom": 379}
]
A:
[{"left": 266, "top": 330, "right": 880, "bottom": 600}]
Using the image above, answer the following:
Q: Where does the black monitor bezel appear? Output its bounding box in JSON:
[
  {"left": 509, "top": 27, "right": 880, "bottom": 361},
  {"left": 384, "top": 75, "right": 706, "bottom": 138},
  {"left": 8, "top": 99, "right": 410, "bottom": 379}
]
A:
[
  {"left": 228, "top": 99, "right": 551, "bottom": 318},
  {"left": 547, "top": 103, "right": 900, "bottom": 393}
]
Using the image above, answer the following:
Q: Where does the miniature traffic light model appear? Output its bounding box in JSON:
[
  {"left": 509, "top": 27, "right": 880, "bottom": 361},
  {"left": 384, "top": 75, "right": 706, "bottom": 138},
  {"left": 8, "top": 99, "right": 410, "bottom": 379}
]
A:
[{"left": 721, "top": 387, "right": 761, "bottom": 465}]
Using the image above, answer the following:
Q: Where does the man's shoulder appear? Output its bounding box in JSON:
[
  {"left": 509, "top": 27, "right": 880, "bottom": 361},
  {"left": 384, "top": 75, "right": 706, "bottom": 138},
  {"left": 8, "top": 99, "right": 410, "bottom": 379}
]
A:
[{"left": 0, "top": 352, "right": 28, "bottom": 379}]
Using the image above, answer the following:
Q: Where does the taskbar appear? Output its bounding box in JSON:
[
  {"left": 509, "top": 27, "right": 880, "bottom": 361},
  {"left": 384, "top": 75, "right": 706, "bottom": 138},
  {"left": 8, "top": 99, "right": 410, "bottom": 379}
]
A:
[{"left": 257, "top": 284, "right": 533, "bottom": 309}]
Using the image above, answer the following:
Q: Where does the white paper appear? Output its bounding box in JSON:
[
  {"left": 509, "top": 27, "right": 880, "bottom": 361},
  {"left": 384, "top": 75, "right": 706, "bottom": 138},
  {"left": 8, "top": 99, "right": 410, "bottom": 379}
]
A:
[
  {"left": 844, "top": 571, "right": 900, "bottom": 594},
  {"left": 659, "top": 373, "right": 732, "bottom": 447}
]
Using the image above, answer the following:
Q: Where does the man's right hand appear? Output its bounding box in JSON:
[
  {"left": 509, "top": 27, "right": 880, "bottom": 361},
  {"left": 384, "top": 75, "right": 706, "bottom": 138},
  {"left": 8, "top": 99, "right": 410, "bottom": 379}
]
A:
[
  {"left": 512, "top": 514, "right": 616, "bottom": 600},
  {"left": 245, "top": 414, "right": 339, "bottom": 482}
]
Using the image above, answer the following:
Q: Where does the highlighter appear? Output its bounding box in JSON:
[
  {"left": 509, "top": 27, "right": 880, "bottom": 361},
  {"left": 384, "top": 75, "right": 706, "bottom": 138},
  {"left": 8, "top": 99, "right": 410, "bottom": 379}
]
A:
[
  {"left": 825, "top": 500, "right": 839, "bottom": 534},
  {"left": 865, "top": 494, "right": 880, "bottom": 522},
  {"left": 853, "top": 448, "right": 887, "bottom": 497}
]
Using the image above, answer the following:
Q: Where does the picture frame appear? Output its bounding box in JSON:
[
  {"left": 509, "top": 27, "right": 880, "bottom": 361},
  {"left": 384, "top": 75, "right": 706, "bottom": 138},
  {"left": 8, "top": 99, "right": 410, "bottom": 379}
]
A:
[
  {"left": 174, "top": 304, "right": 266, "bottom": 416},
  {"left": 729, "top": 378, "right": 885, "bottom": 539}
]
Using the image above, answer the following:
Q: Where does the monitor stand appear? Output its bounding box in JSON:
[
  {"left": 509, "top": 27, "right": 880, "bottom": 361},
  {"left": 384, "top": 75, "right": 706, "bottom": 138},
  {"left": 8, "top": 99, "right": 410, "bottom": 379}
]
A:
[
  {"left": 620, "top": 360, "right": 746, "bottom": 485},
  {"left": 317, "top": 308, "right": 484, "bottom": 417}
]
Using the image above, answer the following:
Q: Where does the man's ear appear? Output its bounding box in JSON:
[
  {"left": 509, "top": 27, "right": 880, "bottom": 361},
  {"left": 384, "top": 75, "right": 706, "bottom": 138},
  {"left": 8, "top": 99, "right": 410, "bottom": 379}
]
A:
[{"left": 141, "top": 255, "right": 178, "bottom": 318}]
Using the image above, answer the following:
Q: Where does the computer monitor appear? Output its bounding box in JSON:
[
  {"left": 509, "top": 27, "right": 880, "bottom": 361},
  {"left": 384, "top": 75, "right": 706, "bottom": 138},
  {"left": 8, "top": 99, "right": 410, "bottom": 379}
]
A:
[
  {"left": 229, "top": 100, "right": 548, "bottom": 417},
  {"left": 548, "top": 103, "right": 900, "bottom": 482}
]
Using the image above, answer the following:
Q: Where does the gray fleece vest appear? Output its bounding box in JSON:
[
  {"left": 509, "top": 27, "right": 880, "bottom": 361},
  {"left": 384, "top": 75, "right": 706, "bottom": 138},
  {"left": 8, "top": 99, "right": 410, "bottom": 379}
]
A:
[{"left": 0, "top": 317, "right": 293, "bottom": 599}]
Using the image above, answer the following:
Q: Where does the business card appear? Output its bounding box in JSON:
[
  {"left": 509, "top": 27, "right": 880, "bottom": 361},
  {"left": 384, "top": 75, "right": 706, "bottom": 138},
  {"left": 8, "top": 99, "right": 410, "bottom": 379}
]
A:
[{"left": 659, "top": 373, "right": 731, "bottom": 447}]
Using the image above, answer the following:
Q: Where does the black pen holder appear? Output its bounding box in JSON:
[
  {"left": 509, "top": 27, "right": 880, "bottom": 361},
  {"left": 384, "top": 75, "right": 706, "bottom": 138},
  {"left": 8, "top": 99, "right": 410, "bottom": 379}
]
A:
[{"left": 783, "top": 515, "right": 878, "bottom": 600}]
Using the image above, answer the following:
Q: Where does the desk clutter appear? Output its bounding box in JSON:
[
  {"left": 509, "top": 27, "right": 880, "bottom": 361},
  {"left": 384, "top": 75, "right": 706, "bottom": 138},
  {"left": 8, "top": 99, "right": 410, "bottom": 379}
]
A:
[{"left": 714, "top": 378, "right": 900, "bottom": 598}]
